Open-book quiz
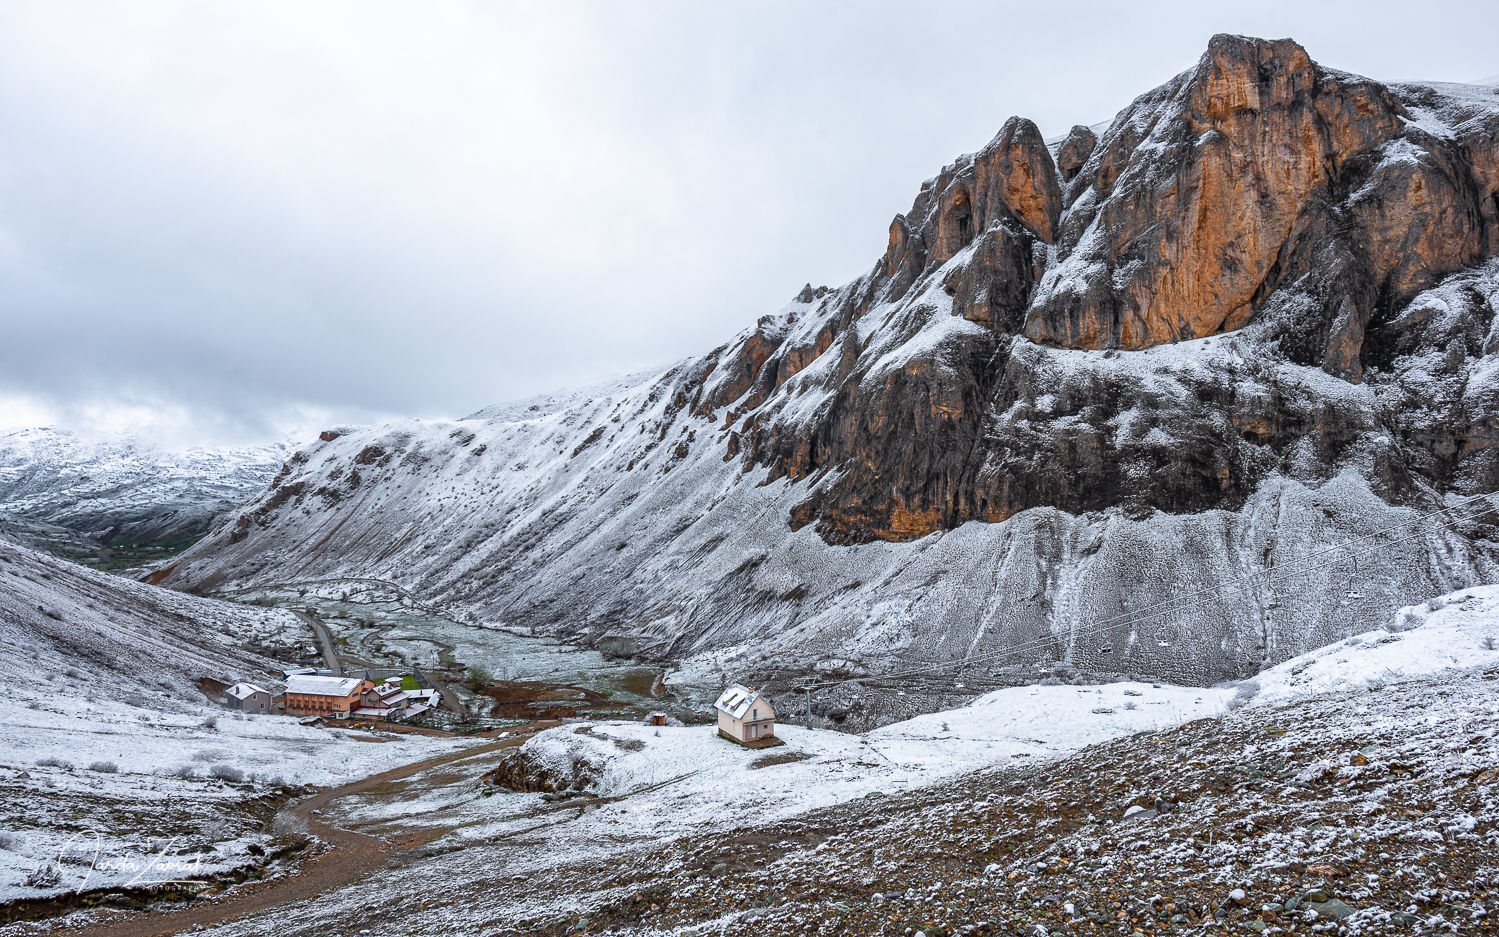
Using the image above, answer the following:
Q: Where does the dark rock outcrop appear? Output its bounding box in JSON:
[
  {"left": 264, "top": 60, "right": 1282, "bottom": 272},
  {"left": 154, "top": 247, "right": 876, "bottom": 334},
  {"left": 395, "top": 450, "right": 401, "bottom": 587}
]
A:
[{"left": 1056, "top": 124, "right": 1097, "bottom": 183}]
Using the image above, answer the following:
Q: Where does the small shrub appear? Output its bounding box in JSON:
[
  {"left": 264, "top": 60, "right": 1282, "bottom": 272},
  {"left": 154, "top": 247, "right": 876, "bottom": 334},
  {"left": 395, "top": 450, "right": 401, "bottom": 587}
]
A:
[
  {"left": 0, "top": 832, "right": 17, "bottom": 851},
  {"left": 25, "top": 861, "right": 61, "bottom": 889},
  {"left": 1123, "top": 701, "right": 1138, "bottom": 711},
  {"left": 36, "top": 757, "right": 72, "bottom": 770},
  {"left": 1225, "top": 678, "right": 1261, "bottom": 711},
  {"left": 201, "top": 715, "right": 218, "bottom": 730},
  {"left": 64, "top": 667, "right": 81, "bottom": 679},
  {"left": 1483, "top": 635, "right": 1497, "bottom": 651},
  {"left": 88, "top": 761, "right": 119, "bottom": 774},
  {"left": 209, "top": 764, "right": 245, "bottom": 783},
  {"left": 160, "top": 764, "right": 196, "bottom": 779},
  {"left": 123, "top": 694, "right": 146, "bottom": 708},
  {"left": 271, "top": 814, "right": 307, "bottom": 837}
]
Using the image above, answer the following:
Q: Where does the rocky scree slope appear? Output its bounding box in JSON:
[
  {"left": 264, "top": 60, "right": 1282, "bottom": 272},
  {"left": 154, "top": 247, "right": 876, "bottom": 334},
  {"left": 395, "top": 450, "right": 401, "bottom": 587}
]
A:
[
  {"left": 481, "top": 666, "right": 1499, "bottom": 937},
  {"left": 163, "top": 36, "right": 1499, "bottom": 688}
]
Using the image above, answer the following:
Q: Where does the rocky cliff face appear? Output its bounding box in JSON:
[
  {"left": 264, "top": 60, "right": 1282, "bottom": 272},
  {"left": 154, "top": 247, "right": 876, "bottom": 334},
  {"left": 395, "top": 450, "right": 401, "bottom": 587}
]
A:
[{"left": 162, "top": 37, "right": 1499, "bottom": 690}]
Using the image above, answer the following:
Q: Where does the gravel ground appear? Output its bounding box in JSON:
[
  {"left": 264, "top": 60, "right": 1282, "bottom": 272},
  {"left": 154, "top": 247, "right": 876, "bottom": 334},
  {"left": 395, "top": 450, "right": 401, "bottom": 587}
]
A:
[
  {"left": 504, "top": 665, "right": 1499, "bottom": 936},
  {"left": 8, "top": 663, "right": 1494, "bottom": 936}
]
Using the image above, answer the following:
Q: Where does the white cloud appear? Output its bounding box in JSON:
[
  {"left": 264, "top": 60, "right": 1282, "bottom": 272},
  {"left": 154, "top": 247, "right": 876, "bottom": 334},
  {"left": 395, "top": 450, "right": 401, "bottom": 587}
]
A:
[{"left": 0, "top": 0, "right": 1490, "bottom": 445}]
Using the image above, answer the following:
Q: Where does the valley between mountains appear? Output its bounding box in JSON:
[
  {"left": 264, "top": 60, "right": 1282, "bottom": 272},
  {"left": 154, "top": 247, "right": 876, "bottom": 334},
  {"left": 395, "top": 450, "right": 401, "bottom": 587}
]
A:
[
  {"left": 159, "top": 36, "right": 1499, "bottom": 713},
  {"left": 2, "top": 32, "right": 1499, "bottom": 937}
]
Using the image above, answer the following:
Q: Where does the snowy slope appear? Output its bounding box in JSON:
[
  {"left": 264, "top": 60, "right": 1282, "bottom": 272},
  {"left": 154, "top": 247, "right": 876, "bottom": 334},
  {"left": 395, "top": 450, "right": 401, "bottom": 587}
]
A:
[
  {"left": 1250, "top": 584, "right": 1499, "bottom": 707},
  {"left": 177, "top": 586, "right": 1499, "bottom": 937},
  {"left": 0, "top": 427, "right": 294, "bottom": 545},
  {"left": 161, "top": 62, "right": 1499, "bottom": 692},
  {"left": 0, "top": 535, "right": 295, "bottom": 703},
  {"left": 0, "top": 537, "right": 466, "bottom": 903},
  {"left": 492, "top": 679, "right": 1235, "bottom": 832},
  {"left": 495, "top": 582, "right": 1499, "bottom": 839}
]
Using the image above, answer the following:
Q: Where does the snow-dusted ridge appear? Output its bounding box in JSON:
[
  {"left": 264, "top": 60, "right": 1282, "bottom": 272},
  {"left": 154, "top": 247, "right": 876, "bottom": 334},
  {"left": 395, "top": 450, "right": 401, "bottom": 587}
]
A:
[
  {"left": 160, "top": 53, "right": 1499, "bottom": 694},
  {"left": 0, "top": 427, "right": 294, "bottom": 546}
]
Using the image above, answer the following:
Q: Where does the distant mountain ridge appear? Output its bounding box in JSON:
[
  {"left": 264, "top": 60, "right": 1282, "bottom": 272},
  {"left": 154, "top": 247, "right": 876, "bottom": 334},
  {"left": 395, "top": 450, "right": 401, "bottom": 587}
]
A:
[
  {"left": 0, "top": 427, "right": 294, "bottom": 549},
  {"left": 162, "top": 36, "right": 1499, "bottom": 691}
]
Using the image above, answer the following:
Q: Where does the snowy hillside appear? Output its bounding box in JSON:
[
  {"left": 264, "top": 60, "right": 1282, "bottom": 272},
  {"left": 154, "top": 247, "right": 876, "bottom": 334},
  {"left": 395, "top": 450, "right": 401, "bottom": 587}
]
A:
[
  {"left": 123, "top": 585, "right": 1499, "bottom": 937},
  {"left": 163, "top": 39, "right": 1499, "bottom": 694},
  {"left": 0, "top": 536, "right": 464, "bottom": 904},
  {"left": 0, "top": 427, "right": 294, "bottom": 550}
]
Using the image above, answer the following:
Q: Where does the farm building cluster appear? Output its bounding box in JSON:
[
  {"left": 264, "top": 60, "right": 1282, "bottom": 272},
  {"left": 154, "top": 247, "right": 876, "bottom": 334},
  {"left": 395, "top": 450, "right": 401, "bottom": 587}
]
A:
[{"left": 209, "top": 670, "right": 439, "bottom": 723}]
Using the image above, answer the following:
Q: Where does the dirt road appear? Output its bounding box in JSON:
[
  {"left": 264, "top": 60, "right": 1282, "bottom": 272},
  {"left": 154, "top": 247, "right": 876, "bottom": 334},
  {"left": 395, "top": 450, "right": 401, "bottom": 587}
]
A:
[
  {"left": 70, "top": 736, "right": 526, "bottom": 937},
  {"left": 292, "top": 610, "right": 342, "bottom": 676}
]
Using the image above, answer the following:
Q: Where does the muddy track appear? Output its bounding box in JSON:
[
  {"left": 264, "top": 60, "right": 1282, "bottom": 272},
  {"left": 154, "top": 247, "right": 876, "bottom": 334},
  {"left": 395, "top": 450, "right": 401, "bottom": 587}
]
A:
[{"left": 69, "top": 736, "right": 527, "bottom": 937}]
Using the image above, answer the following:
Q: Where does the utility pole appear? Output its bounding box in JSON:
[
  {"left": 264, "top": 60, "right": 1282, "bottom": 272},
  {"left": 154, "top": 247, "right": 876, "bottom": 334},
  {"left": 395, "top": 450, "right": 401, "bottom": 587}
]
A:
[{"left": 803, "top": 684, "right": 814, "bottom": 729}]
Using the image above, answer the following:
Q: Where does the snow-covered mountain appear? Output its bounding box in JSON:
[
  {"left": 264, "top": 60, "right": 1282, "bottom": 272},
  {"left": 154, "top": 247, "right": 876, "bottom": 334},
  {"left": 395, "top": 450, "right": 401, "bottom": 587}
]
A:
[
  {"left": 163, "top": 36, "right": 1499, "bottom": 689},
  {"left": 0, "top": 427, "right": 295, "bottom": 549}
]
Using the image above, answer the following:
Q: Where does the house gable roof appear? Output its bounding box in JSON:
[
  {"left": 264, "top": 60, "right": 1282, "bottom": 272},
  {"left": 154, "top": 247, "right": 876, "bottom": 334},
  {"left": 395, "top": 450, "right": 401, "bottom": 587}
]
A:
[
  {"left": 714, "top": 683, "right": 773, "bottom": 719},
  {"left": 225, "top": 683, "right": 267, "bottom": 700}
]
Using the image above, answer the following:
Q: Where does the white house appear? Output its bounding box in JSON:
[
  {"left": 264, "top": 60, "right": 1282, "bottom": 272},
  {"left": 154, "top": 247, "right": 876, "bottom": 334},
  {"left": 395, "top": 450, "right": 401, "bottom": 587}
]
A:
[
  {"left": 715, "top": 683, "right": 776, "bottom": 744},
  {"left": 224, "top": 682, "right": 272, "bottom": 713}
]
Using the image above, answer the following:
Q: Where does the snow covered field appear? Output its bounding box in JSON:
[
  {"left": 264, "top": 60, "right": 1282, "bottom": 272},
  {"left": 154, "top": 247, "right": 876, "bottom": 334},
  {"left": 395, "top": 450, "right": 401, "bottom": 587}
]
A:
[
  {"left": 489, "top": 679, "right": 1235, "bottom": 835},
  {"left": 0, "top": 537, "right": 479, "bottom": 904},
  {"left": 476, "top": 583, "right": 1499, "bottom": 849},
  {"left": 0, "top": 699, "right": 464, "bottom": 903},
  {"left": 1250, "top": 584, "right": 1499, "bottom": 708},
  {"left": 125, "top": 581, "right": 1498, "bottom": 937}
]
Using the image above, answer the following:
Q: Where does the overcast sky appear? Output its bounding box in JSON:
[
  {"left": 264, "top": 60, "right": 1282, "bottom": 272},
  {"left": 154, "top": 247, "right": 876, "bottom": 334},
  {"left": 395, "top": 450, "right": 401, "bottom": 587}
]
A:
[{"left": 0, "top": 1, "right": 1492, "bottom": 447}]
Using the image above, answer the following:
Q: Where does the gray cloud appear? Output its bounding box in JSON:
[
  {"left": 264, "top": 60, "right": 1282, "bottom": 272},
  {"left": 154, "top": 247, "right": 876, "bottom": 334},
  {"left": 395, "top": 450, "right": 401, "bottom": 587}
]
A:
[{"left": 0, "top": 0, "right": 1492, "bottom": 445}]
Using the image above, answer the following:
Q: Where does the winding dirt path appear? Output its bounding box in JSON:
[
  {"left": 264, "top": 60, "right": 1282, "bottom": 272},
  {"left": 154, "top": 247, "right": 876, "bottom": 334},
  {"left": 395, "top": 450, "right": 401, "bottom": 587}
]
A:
[
  {"left": 292, "top": 610, "right": 343, "bottom": 676},
  {"left": 71, "top": 736, "right": 528, "bottom": 937}
]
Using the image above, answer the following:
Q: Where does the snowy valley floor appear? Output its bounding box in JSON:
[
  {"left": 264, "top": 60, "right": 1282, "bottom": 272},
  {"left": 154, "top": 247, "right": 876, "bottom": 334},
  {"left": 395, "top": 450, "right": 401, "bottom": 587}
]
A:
[{"left": 2, "top": 588, "right": 1496, "bottom": 936}]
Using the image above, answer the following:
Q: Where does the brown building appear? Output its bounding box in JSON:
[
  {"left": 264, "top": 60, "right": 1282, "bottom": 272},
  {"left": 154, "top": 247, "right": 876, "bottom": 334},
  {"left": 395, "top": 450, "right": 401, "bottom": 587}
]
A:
[{"left": 283, "top": 675, "right": 374, "bottom": 719}]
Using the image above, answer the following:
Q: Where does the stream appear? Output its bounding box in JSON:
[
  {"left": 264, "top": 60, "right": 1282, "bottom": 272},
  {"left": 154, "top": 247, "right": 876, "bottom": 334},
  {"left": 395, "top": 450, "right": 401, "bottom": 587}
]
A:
[{"left": 236, "top": 581, "right": 717, "bottom": 722}]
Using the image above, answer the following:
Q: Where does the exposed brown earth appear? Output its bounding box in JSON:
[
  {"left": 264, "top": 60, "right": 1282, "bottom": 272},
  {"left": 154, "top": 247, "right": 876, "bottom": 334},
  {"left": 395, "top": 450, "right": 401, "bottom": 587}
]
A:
[
  {"left": 479, "top": 680, "right": 631, "bottom": 721},
  {"left": 58, "top": 737, "right": 522, "bottom": 937}
]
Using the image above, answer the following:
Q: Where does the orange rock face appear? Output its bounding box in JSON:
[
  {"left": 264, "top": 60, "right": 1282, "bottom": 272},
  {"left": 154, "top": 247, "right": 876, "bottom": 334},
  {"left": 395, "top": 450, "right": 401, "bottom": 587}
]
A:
[
  {"left": 1056, "top": 125, "right": 1097, "bottom": 182},
  {"left": 1024, "top": 35, "right": 1492, "bottom": 380},
  {"left": 738, "top": 35, "right": 1499, "bottom": 544}
]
